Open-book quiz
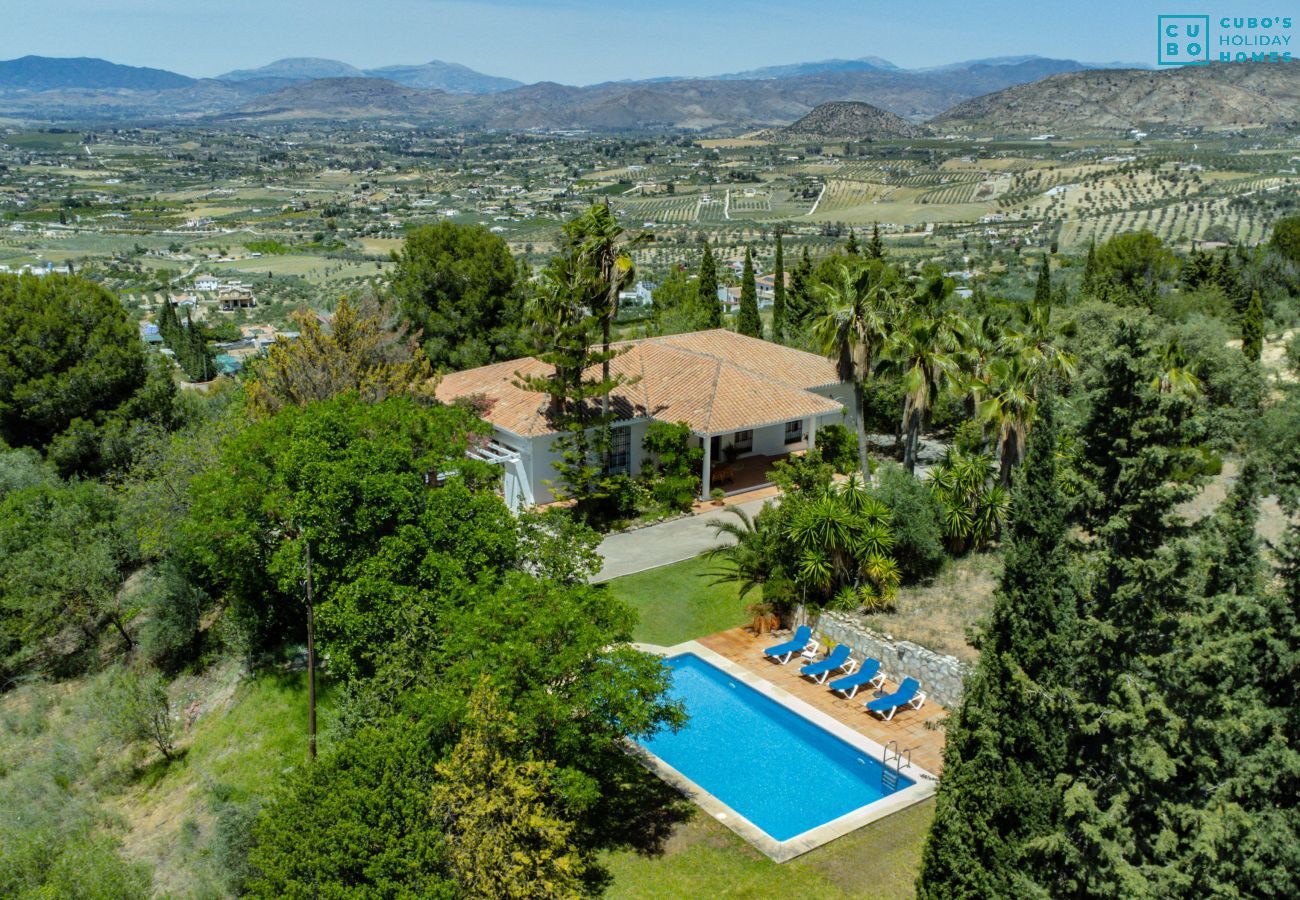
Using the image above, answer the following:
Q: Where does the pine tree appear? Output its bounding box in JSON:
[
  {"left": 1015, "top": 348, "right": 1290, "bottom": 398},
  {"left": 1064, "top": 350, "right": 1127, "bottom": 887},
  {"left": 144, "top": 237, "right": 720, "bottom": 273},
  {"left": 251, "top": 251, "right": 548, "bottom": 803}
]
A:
[
  {"left": 1242, "top": 289, "right": 1264, "bottom": 362},
  {"left": 918, "top": 394, "right": 1079, "bottom": 898},
  {"left": 844, "top": 229, "right": 860, "bottom": 256},
  {"left": 771, "top": 233, "right": 786, "bottom": 344},
  {"left": 736, "top": 247, "right": 763, "bottom": 338},
  {"left": 1034, "top": 325, "right": 1200, "bottom": 896},
  {"left": 697, "top": 240, "right": 722, "bottom": 329},
  {"left": 867, "top": 222, "right": 884, "bottom": 260}
]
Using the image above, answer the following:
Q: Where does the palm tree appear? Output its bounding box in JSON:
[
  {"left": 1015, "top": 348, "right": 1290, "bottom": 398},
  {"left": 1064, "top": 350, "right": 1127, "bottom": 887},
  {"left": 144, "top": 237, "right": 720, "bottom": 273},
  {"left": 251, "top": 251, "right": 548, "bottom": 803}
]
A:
[
  {"left": 879, "top": 311, "right": 967, "bottom": 473},
  {"left": 1152, "top": 337, "right": 1204, "bottom": 398},
  {"left": 703, "top": 506, "right": 775, "bottom": 601},
  {"left": 1005, "top": 292, "right": 1078, "bottom": 381},
  {"left": 979, "top": 352, "right": 1039, "bottom": 485},
  {"left": 812, "top": 263, "right": 900, "bottom": 474}
]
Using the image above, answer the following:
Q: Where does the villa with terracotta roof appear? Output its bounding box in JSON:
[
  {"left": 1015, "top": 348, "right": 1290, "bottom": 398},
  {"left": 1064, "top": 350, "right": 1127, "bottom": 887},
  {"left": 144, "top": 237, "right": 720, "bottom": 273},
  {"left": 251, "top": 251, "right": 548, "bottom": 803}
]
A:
[{"left": 435, "top": 329, "right": 854, "bottom": 509}]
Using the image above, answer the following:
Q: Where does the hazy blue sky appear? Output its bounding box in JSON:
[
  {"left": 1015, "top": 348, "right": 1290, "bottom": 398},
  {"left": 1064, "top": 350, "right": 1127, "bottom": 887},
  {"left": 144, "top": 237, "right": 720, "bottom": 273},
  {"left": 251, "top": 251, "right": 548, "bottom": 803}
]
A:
[{"left": 4, "top": 1, "right": 1182, "bottom": 84}]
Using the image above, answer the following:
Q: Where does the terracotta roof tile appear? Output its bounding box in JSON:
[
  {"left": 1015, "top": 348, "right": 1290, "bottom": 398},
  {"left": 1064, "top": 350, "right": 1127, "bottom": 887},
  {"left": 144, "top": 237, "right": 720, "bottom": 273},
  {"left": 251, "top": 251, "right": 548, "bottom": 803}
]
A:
[{"left": 435, "top": 329, "right": 845, "bottom": 438}]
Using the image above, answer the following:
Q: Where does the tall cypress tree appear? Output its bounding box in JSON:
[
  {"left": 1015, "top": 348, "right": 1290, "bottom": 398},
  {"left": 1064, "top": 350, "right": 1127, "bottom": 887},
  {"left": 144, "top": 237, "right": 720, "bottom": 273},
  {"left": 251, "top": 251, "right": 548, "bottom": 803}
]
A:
[
  {"left": 696, "top": 240, "right": 721, "bottom": 329},
  {"left": 1081, "top": 237, "right": 1098, "bottom": 297},
  {"left": 786, "top": 247, "right": 814, "bottom": 329},
  {"left": 736, "top": 247, "right": 762, "bottom": 338},
  {"left": 1242, "top": 289, "right": 1264, "bottom": 362},
  {"left": 1033, "top": 256, "right": 1051, "bottom": 306},
  {"left": 771, "top": 233, "right": 786, "bottom": 344},
  {"left": 844, "top": 228, "right": 860, "bottom": 256},
  {"left": 918, "top": 393, "right": 1079, "bottom": 898},
  {"left": 867, "top": 222, "right": 885, "bottom": 260}
]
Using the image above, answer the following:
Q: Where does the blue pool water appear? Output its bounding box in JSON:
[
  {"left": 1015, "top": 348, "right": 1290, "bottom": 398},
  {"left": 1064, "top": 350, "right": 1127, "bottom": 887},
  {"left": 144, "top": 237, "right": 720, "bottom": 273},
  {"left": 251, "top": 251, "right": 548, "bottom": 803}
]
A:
[{"left": 637, "top": 653, "right": 912, "bottom": 842}]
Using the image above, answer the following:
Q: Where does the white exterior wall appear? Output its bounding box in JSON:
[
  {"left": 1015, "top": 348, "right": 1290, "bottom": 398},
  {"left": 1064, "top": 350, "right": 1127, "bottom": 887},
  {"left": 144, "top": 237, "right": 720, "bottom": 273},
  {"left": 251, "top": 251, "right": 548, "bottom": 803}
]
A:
[{"left": 516, "top": 420, "right": 650, "bottom": 507}]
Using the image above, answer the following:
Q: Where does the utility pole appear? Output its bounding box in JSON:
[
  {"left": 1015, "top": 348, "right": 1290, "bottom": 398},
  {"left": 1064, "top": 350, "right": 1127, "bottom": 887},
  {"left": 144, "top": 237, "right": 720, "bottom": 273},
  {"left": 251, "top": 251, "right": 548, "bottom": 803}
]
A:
[{"left": 305, "top": 539, "right": 317, "bottom": 760}]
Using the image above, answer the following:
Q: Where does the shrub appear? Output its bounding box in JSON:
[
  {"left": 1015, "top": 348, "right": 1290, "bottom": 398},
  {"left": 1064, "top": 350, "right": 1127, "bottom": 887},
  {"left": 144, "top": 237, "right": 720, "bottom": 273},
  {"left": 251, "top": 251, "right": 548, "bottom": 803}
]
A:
[
  {"left": 874, "top": 463, "right": 947, "bottom": 582},
  {"left": 136, "top": 563, "right": 208, "bottom": 674},
  {"left": 101, "top": 666, "right": 177, "bottom": 761},
  {"left": 641, "top": 421, "right": 702, "bottom": 512},
  {"left": 815, "top": 422, "right": 859, "bottom": 474}
]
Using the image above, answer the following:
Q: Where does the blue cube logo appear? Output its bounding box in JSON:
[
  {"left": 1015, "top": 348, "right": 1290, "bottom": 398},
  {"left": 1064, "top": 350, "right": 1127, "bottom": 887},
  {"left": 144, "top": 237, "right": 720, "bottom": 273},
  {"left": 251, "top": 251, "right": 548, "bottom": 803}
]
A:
[{"left": 1159, "top": 15, "right": 1211, "bottom": 65}]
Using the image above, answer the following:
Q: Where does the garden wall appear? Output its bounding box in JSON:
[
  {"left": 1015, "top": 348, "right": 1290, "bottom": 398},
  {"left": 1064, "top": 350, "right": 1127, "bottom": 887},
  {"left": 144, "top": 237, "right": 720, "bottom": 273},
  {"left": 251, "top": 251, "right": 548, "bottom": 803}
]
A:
[{"left": 813, "top": 611, "right": 970, "bottom": 710}]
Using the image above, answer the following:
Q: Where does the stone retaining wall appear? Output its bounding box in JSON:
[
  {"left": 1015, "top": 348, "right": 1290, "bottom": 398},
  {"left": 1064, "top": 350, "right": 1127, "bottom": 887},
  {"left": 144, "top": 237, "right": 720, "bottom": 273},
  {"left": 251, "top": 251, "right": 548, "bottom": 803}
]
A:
[{"left": 813, "top": 611, "right": 970, "bottom": 710}]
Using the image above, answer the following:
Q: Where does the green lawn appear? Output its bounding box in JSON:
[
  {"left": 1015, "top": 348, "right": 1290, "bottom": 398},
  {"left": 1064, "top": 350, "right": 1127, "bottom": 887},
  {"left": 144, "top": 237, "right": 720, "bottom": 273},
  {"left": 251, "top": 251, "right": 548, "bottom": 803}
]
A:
[
  {"left": 604, "top": 799, "right": 934, "bottom": 898},
  {"left": 605, "top": 555, "right": 751, "bottom": 646}
]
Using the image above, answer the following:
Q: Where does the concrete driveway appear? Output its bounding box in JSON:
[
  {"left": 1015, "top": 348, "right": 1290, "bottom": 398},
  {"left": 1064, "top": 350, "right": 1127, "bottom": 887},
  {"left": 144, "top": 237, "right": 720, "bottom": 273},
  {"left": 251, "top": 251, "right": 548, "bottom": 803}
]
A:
[{"left": 593, "top": 494, "right": 777, "bottom": 582}]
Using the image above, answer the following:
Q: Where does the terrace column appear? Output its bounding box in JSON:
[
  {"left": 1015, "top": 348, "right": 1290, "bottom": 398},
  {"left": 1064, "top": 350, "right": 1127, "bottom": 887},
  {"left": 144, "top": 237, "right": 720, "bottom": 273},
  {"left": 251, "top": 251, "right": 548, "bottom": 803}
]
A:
[
  {"left": 700, "top": 433, "right": 712, "bottom": 500},
  {"left": 807, "top": 416, "right": 818, "bottom": 451}
]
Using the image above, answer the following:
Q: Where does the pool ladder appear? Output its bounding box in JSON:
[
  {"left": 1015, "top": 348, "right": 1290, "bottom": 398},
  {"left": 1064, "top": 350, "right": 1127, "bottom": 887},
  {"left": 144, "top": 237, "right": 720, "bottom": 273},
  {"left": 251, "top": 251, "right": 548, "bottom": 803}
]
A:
[{"left": 882, "top": 740, "right": 912, "bottom": 792}]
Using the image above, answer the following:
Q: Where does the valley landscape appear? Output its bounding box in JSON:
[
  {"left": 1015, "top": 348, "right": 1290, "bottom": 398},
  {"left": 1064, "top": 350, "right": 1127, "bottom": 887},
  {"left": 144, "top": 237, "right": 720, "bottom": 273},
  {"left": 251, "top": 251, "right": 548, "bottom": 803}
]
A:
[{"left": 2, "top": 14, "right": 1300, "bottom": 900}]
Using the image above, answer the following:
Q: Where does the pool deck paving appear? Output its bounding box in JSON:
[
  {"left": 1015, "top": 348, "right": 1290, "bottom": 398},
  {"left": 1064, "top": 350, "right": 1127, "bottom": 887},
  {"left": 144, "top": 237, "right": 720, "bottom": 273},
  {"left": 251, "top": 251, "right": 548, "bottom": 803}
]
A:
[{"left": 696, "top": 627, "right": 948, "bottom": 776}]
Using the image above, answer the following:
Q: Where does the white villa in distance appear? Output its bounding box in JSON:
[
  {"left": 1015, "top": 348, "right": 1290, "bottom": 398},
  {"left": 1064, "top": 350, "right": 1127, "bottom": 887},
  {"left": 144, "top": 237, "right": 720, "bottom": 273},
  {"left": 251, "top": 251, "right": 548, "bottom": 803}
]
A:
[{"left": 436, "top": 329, "right": 855, "bottom": 511}]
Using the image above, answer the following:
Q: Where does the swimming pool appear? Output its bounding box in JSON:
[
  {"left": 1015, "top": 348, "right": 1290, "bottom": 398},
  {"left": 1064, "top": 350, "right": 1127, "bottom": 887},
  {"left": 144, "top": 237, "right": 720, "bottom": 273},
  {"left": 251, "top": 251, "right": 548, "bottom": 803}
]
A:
[{"left": 637, "top": 651, "right": 917, "bottom": 845}]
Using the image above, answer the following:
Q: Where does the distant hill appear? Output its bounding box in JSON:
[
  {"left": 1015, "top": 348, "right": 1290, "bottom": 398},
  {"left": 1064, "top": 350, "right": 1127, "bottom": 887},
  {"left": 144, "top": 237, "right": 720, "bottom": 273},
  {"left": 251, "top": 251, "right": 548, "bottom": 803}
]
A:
[
  {"left": 932, "top": 61, "right": 1300, "bottom": 132},
  {"left": 0, "top": 55, "right": 194, "bottom": 92},
  {"left": 711, "top": 57, "right": 901, "bottom": 80},
  {"left": 217, "top": 77, "right": 455, "bottom": 122},
  {"left": 778, "top": 100, "right": 927, "bottom": 139},
  {"left": 364, "top": 60, "right": 521, "bottom": 94},
  {"left": 218, "top": 57, "right": 520, "bottom": 94},
  {"left": 217, "top": 58, "right": 364, "bottom": 82}
]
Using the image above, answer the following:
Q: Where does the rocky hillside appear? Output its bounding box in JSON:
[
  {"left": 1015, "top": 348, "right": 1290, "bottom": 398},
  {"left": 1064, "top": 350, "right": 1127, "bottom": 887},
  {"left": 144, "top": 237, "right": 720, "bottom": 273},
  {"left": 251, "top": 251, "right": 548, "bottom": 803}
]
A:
[
  {"left": 215, "top": 77, "right": 452, "bottom": 122},
  {"left": 933, "top": 61, "right": 1300, "bottom": 132},
  {"left": 779, "top": 100, "right": 927, "bottom": 139}
]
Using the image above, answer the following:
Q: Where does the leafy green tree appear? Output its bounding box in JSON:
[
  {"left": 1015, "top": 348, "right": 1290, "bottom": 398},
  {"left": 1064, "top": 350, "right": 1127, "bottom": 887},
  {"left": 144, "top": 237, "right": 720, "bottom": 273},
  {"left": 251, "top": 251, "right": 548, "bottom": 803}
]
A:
[
  {"left": 736, "top": 247, "right": 762, "bottom": 338},
  {"left": 919, "top": 394, "right": 1079, "bottom": 898},
  {"left": 0, "top": 274, "right": 157, "bottom": 473},
  {"left": 1241, "top": 288, "right": 1264, "bottom": 363},
  {"left": 430, "top": 679, "right": 590, "bottom": 899},
  {"left": 0, "top": 477, "right": 137, "bottom": 682},
  {"left": 1090, "top": 231, "right": 1177, "bottom": 304},
  {"left": 185, "top": 393, "right": 494, "bottom": 673},
  {"left": 771, "top": 233, "right": 786, "bottom": 343},
  {"left": 873, "top": 463, "right": 946, "bottom": 583},
  {"left": 696, "top": 240, "right": 722, "bottom": 328},
  {"left": 651, "top": 264, "right": 698, "bottom": 333},
  {"left": 389, "top": 221, "right": 524, "bottom": 370},
  {"left": 1268, "top": 214, "right": 1300, "bottom": 266}
]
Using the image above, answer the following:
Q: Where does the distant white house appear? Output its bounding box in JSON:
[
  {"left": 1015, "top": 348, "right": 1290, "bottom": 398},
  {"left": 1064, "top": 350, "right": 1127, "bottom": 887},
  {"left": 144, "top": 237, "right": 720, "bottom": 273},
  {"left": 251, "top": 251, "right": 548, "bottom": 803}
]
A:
[{"left": 195, "top": 275, "right": 222, "bottom": 292}]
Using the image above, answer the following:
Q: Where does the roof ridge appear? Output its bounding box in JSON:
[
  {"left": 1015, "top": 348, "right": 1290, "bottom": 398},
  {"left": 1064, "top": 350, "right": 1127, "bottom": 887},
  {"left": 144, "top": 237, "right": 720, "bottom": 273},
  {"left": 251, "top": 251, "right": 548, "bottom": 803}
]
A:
[{"left": 704, "top": 355, "right": 723, "bottom": 434}]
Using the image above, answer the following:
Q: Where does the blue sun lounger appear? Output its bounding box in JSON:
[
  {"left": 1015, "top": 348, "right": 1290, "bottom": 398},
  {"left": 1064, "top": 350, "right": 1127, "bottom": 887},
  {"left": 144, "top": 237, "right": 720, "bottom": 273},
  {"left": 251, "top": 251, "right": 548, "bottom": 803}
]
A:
[
  {"left": 828, "top": 658, "right": 885, "bottom": 698},
  {"left": 865, "top": 677, "right": 927, "bottom": 721},
  {"left": 800, "top": 644, "right": 855, "bottom": 683},
  {"left": 763, "top": 625, "right": 815, "bottom": 665}
]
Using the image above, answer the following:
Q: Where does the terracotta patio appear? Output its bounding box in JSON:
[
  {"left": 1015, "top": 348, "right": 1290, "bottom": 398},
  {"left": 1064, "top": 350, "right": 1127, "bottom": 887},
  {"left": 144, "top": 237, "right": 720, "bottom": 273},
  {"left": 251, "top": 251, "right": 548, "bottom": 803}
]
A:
[{"left": 697, "top": 627, "right": 949, "bottom": 776}]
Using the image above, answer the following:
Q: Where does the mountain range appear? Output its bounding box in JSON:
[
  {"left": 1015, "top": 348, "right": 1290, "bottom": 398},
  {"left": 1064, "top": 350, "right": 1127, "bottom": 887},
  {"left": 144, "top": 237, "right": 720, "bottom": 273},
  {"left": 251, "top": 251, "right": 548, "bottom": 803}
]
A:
[{"left": 0, "top": 54, "right": 1296, "bottom": 134}]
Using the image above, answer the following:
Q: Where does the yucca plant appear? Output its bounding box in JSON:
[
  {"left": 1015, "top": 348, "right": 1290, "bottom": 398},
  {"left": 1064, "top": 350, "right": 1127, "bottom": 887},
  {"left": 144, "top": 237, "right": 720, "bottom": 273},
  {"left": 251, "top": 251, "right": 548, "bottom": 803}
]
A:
[{"left": 929, "top": 449, "right": 1008, "bottom": 554}]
